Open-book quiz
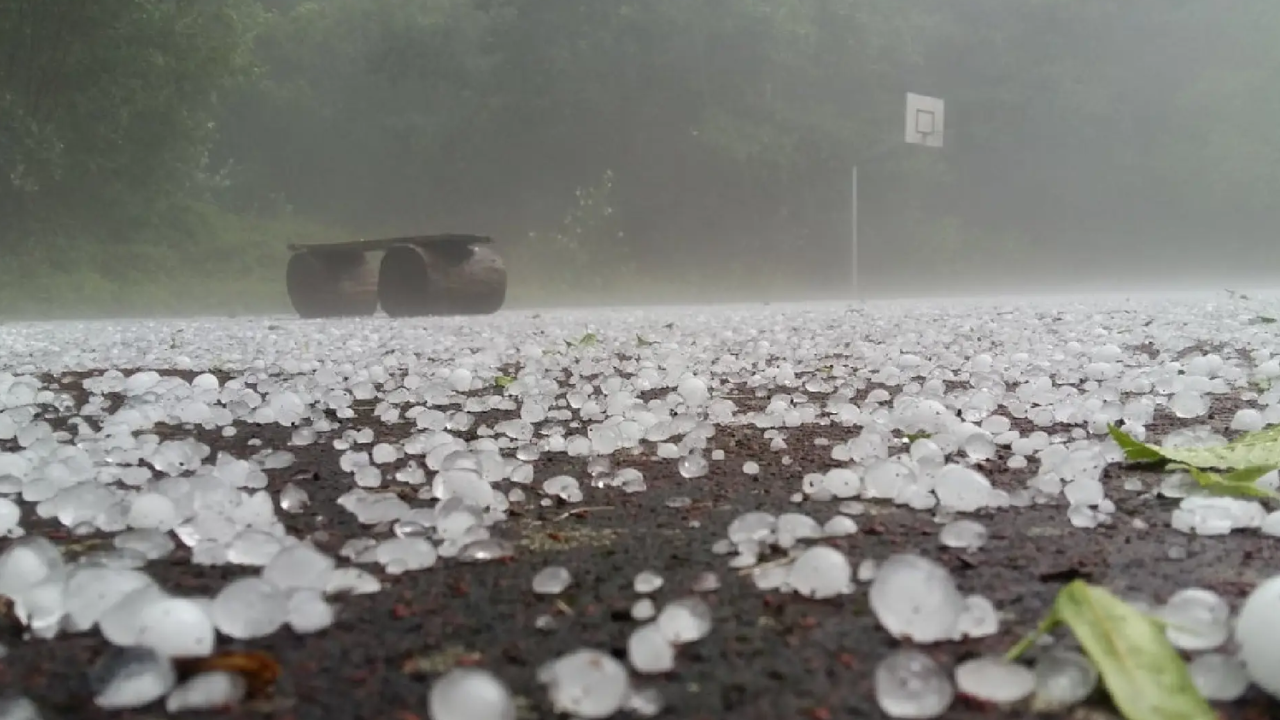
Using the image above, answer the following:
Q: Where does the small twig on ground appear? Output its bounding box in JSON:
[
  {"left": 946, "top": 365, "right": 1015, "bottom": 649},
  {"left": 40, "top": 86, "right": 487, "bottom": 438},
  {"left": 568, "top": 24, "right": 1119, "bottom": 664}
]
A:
[
  {"left": 552, "top": 505, "right": 614, "bottom": 522},
  {"left": 736, "top": 555, "right": 796, "bottom": 577}
]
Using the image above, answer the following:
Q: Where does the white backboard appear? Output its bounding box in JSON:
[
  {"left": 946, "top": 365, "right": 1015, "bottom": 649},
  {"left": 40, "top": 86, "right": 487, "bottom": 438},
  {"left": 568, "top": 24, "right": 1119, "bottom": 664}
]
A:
[{"left": 905, "top": 92, "right": 944, "bottom": 148}]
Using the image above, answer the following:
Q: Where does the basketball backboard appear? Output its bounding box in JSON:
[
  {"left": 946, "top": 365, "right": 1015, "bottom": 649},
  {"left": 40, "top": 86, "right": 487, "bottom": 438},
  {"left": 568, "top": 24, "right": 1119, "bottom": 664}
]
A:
[{"left": 905, "top": 93, "right": 944, "bottom": 148}]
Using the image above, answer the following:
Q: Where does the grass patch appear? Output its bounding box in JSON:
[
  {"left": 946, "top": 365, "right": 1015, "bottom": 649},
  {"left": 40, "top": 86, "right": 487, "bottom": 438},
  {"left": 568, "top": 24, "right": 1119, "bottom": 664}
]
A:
[{"left": 0, "top": 204, "right": 339, "bottom": 320}]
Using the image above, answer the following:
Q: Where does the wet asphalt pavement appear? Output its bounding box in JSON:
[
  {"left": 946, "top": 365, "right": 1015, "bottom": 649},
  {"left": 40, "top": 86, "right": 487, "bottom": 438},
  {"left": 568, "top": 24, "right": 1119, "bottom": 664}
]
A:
[{"left": 3, "top": 369, "right": 1280, "bottom": 720}]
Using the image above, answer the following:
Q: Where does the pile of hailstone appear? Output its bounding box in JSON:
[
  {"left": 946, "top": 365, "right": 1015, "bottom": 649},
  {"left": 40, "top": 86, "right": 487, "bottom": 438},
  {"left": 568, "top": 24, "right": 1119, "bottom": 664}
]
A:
[
  {"left": 0, "top": 532, "right": 378, "bottom": 711},
  {"left": 2, "top": 296, "right": 1280, "bottom": 717}
]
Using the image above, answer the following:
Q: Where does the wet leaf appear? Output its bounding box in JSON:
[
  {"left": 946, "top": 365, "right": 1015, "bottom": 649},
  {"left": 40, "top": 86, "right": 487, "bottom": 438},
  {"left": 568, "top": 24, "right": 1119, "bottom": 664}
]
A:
[
  {"left": 1172, "top": 464, "right": 1280, "bottom": 501},
  {"left": 635, "top": 334, "right": 655, "bottom": 347},
  {"left": 1109, "top": 423, "right": 1280, "bottom": 470},
  {"left": 1107, "top": 425, "right": 1165, "bottom": 463},
  {"left": 495, "top": 375, "right": 514, "bottom": 388},
  {"left": 1053, "top": 581, "right": 1215, "bottom": 720}
]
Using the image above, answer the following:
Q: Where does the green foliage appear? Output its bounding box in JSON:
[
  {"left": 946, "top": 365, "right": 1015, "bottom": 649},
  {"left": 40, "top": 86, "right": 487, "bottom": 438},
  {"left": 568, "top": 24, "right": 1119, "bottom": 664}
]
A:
[
  {"left": 0, "top": 0, "right": 264, "bottom": 245},
  {"left": 1109, "top": 424, "right": 1280, "bottom": 472},
  {"left": 0, "top": 204, "right": 326, "bottom": 318},
  {"left": 1108, "top": 424, "right": 1280, "bottom": 501}
]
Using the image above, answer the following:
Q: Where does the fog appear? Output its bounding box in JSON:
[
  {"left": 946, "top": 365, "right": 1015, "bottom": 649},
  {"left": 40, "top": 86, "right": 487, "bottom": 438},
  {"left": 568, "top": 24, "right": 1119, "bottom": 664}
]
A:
[{"left": 1, "top": 1, "right": 1277, "bottom": 317}]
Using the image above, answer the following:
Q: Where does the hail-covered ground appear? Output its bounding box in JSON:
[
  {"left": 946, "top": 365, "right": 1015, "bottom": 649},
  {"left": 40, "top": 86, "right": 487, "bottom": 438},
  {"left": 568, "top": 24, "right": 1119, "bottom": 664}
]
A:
[{"left": 2, "top": 292, "right": 1280, "bottom": 719}]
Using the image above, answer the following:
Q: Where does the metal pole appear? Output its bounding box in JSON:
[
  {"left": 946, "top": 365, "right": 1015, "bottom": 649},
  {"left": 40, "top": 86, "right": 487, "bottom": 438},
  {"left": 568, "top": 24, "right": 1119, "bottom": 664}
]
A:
[{"left": 851, "top": 165, "right": 859, "bottom": 299}]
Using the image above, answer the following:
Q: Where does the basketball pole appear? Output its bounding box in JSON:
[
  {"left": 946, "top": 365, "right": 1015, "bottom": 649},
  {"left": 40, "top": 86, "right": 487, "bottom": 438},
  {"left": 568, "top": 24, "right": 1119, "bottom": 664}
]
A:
[
  {"left": 852, "top": 93, "right": 944, "bottom": 304},
  {"left": 851, "top": 165, "right": 859, "bottom": 300}
]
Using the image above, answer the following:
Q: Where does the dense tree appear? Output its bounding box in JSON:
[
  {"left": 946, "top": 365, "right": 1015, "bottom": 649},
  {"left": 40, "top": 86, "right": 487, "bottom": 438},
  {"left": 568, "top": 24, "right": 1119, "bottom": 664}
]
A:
[
  {"left": 5, "top": 0, "right": 1280, "bottom": 308},
  {"left": 0, "top": 0, "right": 262, "bottom": 248}
]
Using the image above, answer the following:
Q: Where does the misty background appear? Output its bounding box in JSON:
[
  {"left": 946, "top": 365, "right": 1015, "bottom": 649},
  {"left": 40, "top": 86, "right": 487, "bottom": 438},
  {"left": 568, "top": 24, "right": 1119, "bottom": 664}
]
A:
[{"left": 1, "top": 0, "right": 1277, "bottom": 317}]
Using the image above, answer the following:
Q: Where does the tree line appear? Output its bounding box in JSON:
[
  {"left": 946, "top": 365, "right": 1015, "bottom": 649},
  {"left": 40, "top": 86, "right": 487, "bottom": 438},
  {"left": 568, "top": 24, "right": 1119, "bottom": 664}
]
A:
[{"left": 1, "top": 0, "right": 1276, "bottom": 312}]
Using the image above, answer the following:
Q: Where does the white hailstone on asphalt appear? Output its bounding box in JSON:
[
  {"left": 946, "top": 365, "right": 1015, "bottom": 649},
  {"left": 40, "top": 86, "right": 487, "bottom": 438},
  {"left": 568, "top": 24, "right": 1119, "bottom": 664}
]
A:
[
  {"left": 961, "top": 433, "right": 997, "bottom": 462},
  {"left": 134, "top": 597, "right": 216, "bottom": 658},
  {"left": 1171, "top": 495, "right": 1267, "bottom": 536},
  {"left": 691, "top": 571, "right": 720, "bottom": 592},
  {"left": 874, "top": 648, "right": 954, "bottom": 719},
  {"left": 1230, "top": 408, "right": 1265, "bottom": 432},
  {"left": 0, "top": 536, "right": 63, "bottom": 599},
  {"left": 869, "top": 554, "right": 965, "bottom": 644},
  {"left": 932, "top": 465, "right": 992, "bottom": 512},
  {"left": 538, "top": 648, "right": 632, "bottom": 719},
  {"left": 210, "top": 577, "right": 287, "bottom": 640},
  {"left": 279, "top": 482, "right": 310, "bottom": 513},
  {"left": 1168, "top": 391, "right": 1208, "bottom": 418},
  {"left": 326, "top": 567, "right": 383, "bottom": 595},
  {"left": 287, "top": 589, "right": 336, "bottom": 634},
  {"left": 625, "top": 685, "right": 664, "bottom": 717},
  {"left": 677, "top": 452, "right": 708, "bottom": 479},
  {"left": 1157, "top": 587, "right": 1231, "bottom": 651},
  {"left": 91, "top": 647, "right": 177, "bottom": 710},
  {"left": 953, "top": 656, "right": 1035, "bottom": 705},
  {"left": 429, "top": 667, "right": 516, "bottom": 720},
  {"left": 632, "top": 598, "right": 656, "bottom": 621},
  {"left": 861, "top": 460, "right": 914, "bottom": 499},
  {"left": 63, "top": 566, "right": 154, "bottom": 631},
  {"left": 375, "top": 537, "right": 438, "bottom": 574},
  {"left": 1188, "top": 653, "right": 1250, "bottom": 702},
  {"left": 13, "top": 574, "right": 67, "bottom": 639},
  {"left": 822, "top": 468, "right": 861, "bottom": 498},
  {"left": 227, "top": 529, "right": 283, "bottom": 566},
  {"left": 448, "top": 368, "right": 473, "bottom": 392},
  {"left": 1263, "top": 511, "right": 1280, "bottom": 537},
  {"left": 371, "top": 443, "right": 398, "bottom": 464},
  {"left": 776, "top": 513, "right": 823, "bottom": 548},
  {"left": 627, "top": 622, "right": 677, "bottom": 674},
  {"left": 633, "top": 570, "right": 664, "bottom": 594},
  {"left": 532, "top": 566, "right": 573, "bottom": 595},
  {"left": 656, "top": 596, "right": 714, "bottom": 644},
  {"left": 954, "top": 594, "right": 999, "bottom": 639},
  {"left": 1031, "top": 650, "right": 1098, "bottom": 711},
  {"left": 856, "top": 558, "right": 877, "bottom": 582},
  {"left": 0, "top": 498, "right": 20, "bottom": 536},
  {"left": 822, "top": 515, "right": 858, "bottom": 537},
  {"left": 1235, "top": 573, "right": 1280, "bottom": 700},
  {"left": 457, "top": 538, "right": 515, "bottom": 563},
  {"left": 677, "top": 376, "right": 710, "bottom": 406},
  {"left": 938, "top": 520, "right": 987, "bottom": 551},
  {"left": 543, "top": 475, "right": 582, "bottom": 502},
  {"left": 263, "top": 543, "right": 335, "bottom": 591},
  {"left": 726, "top": 511, "right": 775, "bottom": 544},
  {"left": 787, "top": 545, "right": 852, "bottom": 599},
  {"left": 165, "top": 671, "right": 248, "bottom": 712},
  {"left": 0, "top": 696, "right": 40, "bottom": 719},
  {"left": 113, "top": 529, "right": 175, "bottom": 560},
  {"left": 99, "top": 584, "right": 170, "bottom": 646}
]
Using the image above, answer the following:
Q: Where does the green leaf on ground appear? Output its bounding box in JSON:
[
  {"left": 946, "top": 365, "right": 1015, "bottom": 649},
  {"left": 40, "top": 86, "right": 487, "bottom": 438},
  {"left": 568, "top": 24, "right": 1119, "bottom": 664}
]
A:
[
  {"left": 1008, "top": 581, "right": 1216, "bottom": 720},
  {"left": 1172, "top": 464, "right": 1280, "bottom": 500},
  {"left": 1108, "top": 423, "right": 1280, "bottom": 470},
  {"left": 1256, "top": 315, "right": 1277, "bottom": 324},
  {"left": 1107, "top": 425, "right": 1165, "bottom": 463},
  {"left": 494, "top": 375, "right": 514, "bottom": 388},
  {"left": 565, "top": 332, "right": 600, "bottom": 348}
]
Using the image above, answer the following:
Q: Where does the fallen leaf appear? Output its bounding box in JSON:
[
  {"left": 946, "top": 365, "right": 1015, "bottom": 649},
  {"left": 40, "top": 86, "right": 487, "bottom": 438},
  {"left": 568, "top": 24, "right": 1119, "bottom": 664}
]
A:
[{"left": 1012, "top": 580, "right": 1217, "bottom": 720}]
